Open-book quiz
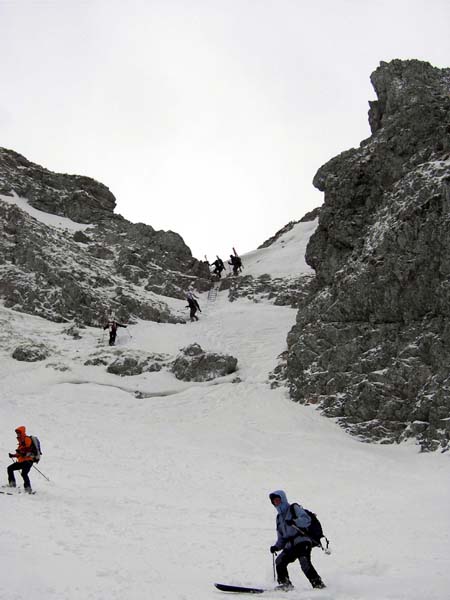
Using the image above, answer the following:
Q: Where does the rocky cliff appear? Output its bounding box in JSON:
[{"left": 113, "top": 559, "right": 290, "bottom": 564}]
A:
[
  {"left": 287, "top": 59, "right": 450, "bottom": 451},
  {"left": 0, "top": 148, "right": 210, "bottom": 325}
]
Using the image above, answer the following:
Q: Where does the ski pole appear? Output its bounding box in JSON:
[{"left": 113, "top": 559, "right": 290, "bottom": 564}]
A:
[
  {"left": 32, "top": 464, "right": 50, "bottom": 481},
  {"left": 127, "top": 327, "right": 132, "bottom": 339},
  {"left": 272, "top": 552, "right": 277, "bottom": 582}
]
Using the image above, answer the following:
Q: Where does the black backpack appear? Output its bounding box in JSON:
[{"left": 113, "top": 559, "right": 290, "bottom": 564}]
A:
[{"left": 289, "top": 503, "right": 329, "bottom": 551}]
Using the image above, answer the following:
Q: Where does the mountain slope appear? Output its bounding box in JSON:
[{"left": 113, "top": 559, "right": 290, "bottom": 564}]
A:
[
  {"left": 0, "top": 229, "right": 449, "bottom": 600},
  {"left": 0, "top": 148, "right": 210, "bottom": 326}
]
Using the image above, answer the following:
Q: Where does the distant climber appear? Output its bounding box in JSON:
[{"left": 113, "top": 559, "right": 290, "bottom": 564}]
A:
[
  {"left": 210, "top": 257, "right": 225, "bottom": 279},
  {"left": 228, "top": 253, "right": 243, "bottom": 276},
  {"left": 186, "top": 293, "right": 201, "bottom": 322},
  {"left": 103, "top": 318, "right": 127, "bottom": 346},
  {"left": 186, "top": 287, "right": 198, "bottom": 301}
]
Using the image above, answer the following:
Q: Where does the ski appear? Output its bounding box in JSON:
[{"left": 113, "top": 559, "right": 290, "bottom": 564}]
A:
[{"left": 215, "top": 583, "right": 266, "bottom": 594}]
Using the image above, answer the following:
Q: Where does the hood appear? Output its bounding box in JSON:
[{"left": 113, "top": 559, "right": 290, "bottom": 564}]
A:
[
  {"left": 269, "top": 489, "right": 290, "bottom": 515},
  {"left": 15, "top": 425, "right": 26, "bottom": 438}
]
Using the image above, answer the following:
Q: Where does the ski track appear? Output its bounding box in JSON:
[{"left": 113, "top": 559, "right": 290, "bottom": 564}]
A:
[{"left": 0, "top": 285, "right": 449, "bottom": 600}]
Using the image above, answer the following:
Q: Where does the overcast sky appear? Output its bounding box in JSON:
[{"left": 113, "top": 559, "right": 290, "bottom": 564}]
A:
[{"left": 1, "top": 1, "right": 449, "bottom": 261}]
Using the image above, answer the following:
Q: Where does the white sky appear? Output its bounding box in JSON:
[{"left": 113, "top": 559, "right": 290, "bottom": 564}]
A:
[{"left": 1, "top": 0, "right": 449, "bottom": 261}]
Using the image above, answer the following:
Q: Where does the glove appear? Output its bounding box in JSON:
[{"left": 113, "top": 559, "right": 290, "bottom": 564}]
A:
[
  {"left": 285, "top": 519, "right": 293, "bottom": 525},
  {"left": 270, "top": 545, "right": 278, "bottom": 554},
  {"left": 8, "top": 453, "right": 15, "bottom": 458}
]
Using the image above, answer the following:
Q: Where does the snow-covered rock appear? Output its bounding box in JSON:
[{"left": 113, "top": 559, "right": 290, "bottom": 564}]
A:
[
  {"left": 171, "top": 343, "right": 238, "bottom": 381},
  {"left": 12, "top": 342, "right": 50, "bottom": 362},
  {"left": 287, "top": 59, "right": 450, "bottom": 451}
]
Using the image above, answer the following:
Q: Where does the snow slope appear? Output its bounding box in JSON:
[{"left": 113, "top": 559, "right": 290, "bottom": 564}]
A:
[
  {"left": 0, "top": 223, "right": 449, "bottom": 600},
  {"left": 239, "top": 220, "right": 317, "bottom": 277},
  {"left": 0, "top": 191, "right": 92, "bottom": 231}
]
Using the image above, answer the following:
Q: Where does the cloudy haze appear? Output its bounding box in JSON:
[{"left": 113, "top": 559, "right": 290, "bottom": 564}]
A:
[{"left": 1, "top": 0, "right": 449, "bottom": 260}]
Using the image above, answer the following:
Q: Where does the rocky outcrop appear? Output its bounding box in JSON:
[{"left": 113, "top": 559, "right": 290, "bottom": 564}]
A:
[
  {"left": 171, "top": 343, "right": 238, "bottom": 381},
  {"left": 0, "top": 148, "right": 210, "bottom": 325},
  {"left": 224, "top": 273, "right": 315, "bottom": 308},
  {"left": 106, "top": 352, "right": 167, "bottom": 376},
  {"left": 84, "top": 349, "right": 169, "bottom": 375},
  {"left": 0, "top": 148, "right": 116, "bottom": 223},
  {"left": 287, "top": 60, "right": 450, "bottom": 451},
  {"left": 12, "top": 343, "right": 50, "bottom": 362}
]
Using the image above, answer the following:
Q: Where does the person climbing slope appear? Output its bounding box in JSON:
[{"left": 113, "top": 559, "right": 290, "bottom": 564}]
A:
[
  {"left": 186, "top": 293, "right": 201, "bottom": 322},
  {"left": 103, "top": 318, "right": 127, "bottom": 346},
  {"left": 6, "top": 426, "right": 36, "bottom": 493},
  {"left": 269, "top": 490, "right": 325, "bottom": 590},
  {"left": 210, "top": 257, "right": 225, "bottom": 279}
]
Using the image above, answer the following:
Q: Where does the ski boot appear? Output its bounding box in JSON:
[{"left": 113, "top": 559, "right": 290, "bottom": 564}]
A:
[{"left": 275, "top": 580, "right": 294, "bottom": 592}]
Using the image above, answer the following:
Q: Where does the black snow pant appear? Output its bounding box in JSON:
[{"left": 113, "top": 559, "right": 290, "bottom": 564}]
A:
[
  {"left": 7, "top": 460, "right": 33, "bottom": 490},
  {"left": 190, "top": 307, "right": 198, "bottom": 321},
  {"left": 275, "top": 541, "right": 322, "bottom": 589},
  {"left": 109, "top": 330, "right": 117, "bottom": 345}
]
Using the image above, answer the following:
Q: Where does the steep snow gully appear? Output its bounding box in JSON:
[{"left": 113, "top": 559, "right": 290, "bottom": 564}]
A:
[{"left": 0, "top": 221, "right": 449, "bottom": 600}]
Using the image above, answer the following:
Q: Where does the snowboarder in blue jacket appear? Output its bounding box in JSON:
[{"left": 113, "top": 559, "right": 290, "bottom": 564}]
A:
[{"left": 269, "top": 490, "right": 325, "bottom": 590}]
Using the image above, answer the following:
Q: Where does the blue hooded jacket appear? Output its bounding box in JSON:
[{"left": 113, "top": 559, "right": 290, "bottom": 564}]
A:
[{"left": 270, "top": 489, "right": 312, "bottom": 550}]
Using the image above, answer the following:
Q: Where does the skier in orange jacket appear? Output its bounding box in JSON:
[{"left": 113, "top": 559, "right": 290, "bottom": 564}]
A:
[{"left": 7, "top": 426, "right": 34, "bottom": 493}]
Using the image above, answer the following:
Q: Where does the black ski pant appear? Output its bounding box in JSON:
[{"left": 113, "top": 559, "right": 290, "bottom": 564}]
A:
[
  {"left": 109, "top": 330, "right": 117, "bottom": 345},
  {"left": 275, "top": 541, "right": 322, "bottom": 588},
  {"left": 7, "top": 461, "right": 33, "bottom": 489},
  {"left": 190, "top": 307, "right": 198, "bottom": 321}
]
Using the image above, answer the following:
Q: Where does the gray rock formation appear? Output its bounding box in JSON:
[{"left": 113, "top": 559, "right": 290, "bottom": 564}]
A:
[
  {"left": 287, "top": 59, "right": 450, "bottom": 451},
  {"left": 106, "top": 353, "right": 164, "bottom": 376},
  {"left": 224, "top": 273, "right": 315, "bottom": 308},
  {"left": 84, "top": 349, "right": 169, "bottom": 375},
  {"left": 0, "top": 148, "right": 210, "bottom": 325},
  {"left": 12, "top": 343, "right": 50, "bottom": 362},
  {"left": 0, "top": 148, "right": 116, "bottom": 222},
  {"left": 171, "top": 343, "right": 238, "bottom": 381}
]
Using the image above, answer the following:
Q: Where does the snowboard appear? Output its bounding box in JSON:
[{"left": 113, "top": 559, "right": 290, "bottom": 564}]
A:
[{"left": 215, "top": 583, "right": 265, "bottom": 594}]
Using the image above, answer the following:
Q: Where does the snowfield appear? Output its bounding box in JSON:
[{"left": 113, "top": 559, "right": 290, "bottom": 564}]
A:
[{"left": 0, "top": 223, "right": 449, "bottom": 600}]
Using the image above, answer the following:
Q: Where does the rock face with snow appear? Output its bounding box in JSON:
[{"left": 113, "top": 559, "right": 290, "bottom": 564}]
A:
[
  {"left": 105, "top": 351, "right": 168, "bottom": 376},
  {"left": 223, "top": 273, "right": 315, "bottom": 308},
  {"left": 0, "top": 148, "right": 210, "bottom": 325},
  {"left": 12, "top": 342, "right": 50, "bottom": 362},
  {"left": 287, "top": 60, "right": 450, "bottom": 451},
  {"left": 0, "top": 148, "right": 116, "bottom": 222},
  {"left": 171, "top": 343, "right": 238, "bottom": 381}
]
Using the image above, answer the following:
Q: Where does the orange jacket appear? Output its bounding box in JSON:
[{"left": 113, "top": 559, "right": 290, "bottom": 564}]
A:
[{"left": 13, "top": 426, "right": 34, "bottom": 463}]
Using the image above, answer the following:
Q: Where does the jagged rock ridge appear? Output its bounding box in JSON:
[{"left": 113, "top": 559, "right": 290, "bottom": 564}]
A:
[
  {"left": 0, "top": 148, "right": 210, "bottom": 325},
  {"left": 287, "top": 59, "right": 450, "bottom": 451}
]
